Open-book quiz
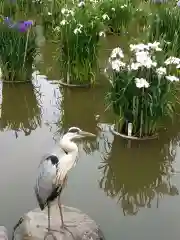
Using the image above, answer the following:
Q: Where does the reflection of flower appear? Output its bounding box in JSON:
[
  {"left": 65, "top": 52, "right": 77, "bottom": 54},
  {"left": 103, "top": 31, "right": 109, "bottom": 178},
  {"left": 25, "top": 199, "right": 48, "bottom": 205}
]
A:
[{"left": 98, "top": 132, "right": 179, "bottom": 216}]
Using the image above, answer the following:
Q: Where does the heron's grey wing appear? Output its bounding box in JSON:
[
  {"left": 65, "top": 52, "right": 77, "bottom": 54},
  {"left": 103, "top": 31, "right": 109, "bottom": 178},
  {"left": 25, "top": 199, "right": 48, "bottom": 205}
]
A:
[{"left": 35, "top": 158, "right": 57, "bottom": 209}]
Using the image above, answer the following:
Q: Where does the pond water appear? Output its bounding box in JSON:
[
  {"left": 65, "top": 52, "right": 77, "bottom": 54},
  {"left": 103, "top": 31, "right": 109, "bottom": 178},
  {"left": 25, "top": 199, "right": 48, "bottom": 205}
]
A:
[{"left": 1, "top": 36, "right": 180, "bottom": 240}]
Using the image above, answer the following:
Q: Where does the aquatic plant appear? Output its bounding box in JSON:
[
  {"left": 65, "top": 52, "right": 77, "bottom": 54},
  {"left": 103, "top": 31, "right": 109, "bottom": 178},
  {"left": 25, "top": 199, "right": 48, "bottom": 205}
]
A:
[
  {"left": 0, "top": 16, "right": 36, "bottom": 82},
  {"left": 15, "top": 0, "right": 42, "bottom": 14},
  {"left": 0, "top": 0, "right": 39, "bottom": 17},
  {"left": 106, "top": 41, "right": 180, "bottom": 137},
  {"left": 0, "top": 0, "right": 17, "bottom": 17},
  {"left": 55, "top": 1, "right": 104, "bottom": 85},
  {"left": 148, "top": 6, "right": 180, "bottom": 56},
  {"left": 98, "top": 0, "right": 133, "bottom": 34},
  {"left": 41, "top": 0, "right": 63, "bottom": 37},
  {"left": 131, "top": 7, "right": 149, "bottom": 33}
]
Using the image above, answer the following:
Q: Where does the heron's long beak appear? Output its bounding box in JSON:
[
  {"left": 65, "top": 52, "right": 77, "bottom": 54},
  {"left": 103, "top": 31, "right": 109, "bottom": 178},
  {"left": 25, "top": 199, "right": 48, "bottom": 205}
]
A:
[{"left": 79, "top": 130, "right": 96, "bottom": 137}]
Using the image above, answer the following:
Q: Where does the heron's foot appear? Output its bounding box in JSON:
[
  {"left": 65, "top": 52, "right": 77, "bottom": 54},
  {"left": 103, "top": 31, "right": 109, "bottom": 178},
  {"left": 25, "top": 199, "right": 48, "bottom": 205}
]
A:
[
  {"left": 44, "top": 230, "right": 57, "bottom": 240},
  {"left": 45, "top": 228, "right": 59, "bottom": 233},
  {"left": 60, "top": 223, "right": 77, "bottom": 234}
]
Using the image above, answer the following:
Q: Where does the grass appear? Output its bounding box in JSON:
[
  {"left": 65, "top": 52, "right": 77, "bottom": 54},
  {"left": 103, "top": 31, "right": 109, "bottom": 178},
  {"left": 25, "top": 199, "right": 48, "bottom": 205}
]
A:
[
  {"left": 148, "top": 5, "right": 180, "bottom": 56},
  {"left": 98, "top": 0, "right": 134, "bottom": 34},
  {"left": 55, "top": 1, "right": 104, "bottom": 85},
  {"left": 0, "top": 20, "right": 36, "bottom": 82},
  {"left": 41, "top": 0, "right": 64, "bottom": 37},
  {"left": 0, "top": 0, "right": 16, "bottom": 18}
]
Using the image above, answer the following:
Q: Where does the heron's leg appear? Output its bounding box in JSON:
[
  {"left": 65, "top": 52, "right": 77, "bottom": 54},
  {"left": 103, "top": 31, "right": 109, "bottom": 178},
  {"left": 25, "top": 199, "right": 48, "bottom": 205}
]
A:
[
  {"left": 44, "top": 203, "right": 57, "bottom": 240},
  {"left": 57, "top": 178, "right": 77, "bottom": 232},
  {"left": 64, "top": 175, "right": 68, "bottom": 187},
  {"left": 47, "top": 203, "right": 52, "bottom": 231},
  {"left": 57, "top": 195, "right": 76, "bottom": 234},
  {"left": 58, "top": 194, "right": 65, "bottom": 226}
]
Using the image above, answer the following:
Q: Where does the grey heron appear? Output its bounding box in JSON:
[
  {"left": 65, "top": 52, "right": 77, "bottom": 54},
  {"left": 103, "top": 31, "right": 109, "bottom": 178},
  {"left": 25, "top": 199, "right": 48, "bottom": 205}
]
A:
[{"left": 34, "top": 127, "right": 96, "bottom": 238}]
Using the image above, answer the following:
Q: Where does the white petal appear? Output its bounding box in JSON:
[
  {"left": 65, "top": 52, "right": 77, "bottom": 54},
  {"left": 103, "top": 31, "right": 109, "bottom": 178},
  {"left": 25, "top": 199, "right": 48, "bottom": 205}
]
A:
[{"left": 166, "top": 75, "right": 179, "bottom": 82}]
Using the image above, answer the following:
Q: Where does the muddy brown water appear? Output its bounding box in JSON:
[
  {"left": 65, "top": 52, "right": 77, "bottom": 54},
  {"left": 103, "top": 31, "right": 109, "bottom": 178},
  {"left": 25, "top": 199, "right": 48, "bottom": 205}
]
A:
[{"left": 0, "top": 38, "right": 180, "bottom": 240}]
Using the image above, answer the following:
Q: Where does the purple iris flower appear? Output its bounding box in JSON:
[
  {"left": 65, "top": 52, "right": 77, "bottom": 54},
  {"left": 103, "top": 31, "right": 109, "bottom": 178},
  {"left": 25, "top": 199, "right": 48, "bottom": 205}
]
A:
[
  {"left": 3, "top": 17, "right": 33, "bottom": 32},
  {"left": 16, "top": 20, "right": 33, "bottom": 32},
  {"left": 4, "top": 17, "right": 14, "bottom": 27}
]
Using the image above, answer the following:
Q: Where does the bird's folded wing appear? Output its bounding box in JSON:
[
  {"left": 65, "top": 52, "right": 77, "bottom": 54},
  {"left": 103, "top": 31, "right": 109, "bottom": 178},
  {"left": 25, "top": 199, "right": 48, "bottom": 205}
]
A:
[{"left": 35, "top": 159, "right": 57, "bottom": 206}]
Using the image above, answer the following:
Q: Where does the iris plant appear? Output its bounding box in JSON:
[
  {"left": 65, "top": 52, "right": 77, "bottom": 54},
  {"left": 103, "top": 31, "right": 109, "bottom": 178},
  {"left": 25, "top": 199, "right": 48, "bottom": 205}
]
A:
[{"left": 4, "top": 17, "right": 33, "bottom": 32}]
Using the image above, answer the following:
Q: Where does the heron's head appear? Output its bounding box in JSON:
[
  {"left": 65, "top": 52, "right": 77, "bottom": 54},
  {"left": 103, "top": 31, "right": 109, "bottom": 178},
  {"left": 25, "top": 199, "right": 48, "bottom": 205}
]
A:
[
  {"left": 65, "top": 127, "right": 96, "bottom": 140},
  {"left": 60, "top": 127, "right": 96, "bottom": 153}
]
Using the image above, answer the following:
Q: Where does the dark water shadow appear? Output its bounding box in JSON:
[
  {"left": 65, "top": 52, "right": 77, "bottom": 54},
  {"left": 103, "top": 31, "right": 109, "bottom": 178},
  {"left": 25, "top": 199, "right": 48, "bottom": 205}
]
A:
[
  {"left": 59, "top": 83, "right": 110, "bottom": 129},
  {"left": 54, "top": 77, "right": 113, "bottom": 154},
  {"left": 98, "top": 121, "right": 180, "bottom": 216},
  {"left": 0, "top": 82, "right": 42, "bottom": 137}
]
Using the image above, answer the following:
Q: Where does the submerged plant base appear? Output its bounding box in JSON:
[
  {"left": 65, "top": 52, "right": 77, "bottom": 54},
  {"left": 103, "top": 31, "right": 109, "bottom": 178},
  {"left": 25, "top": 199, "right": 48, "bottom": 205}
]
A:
[
  {"left": 110, "top": 124, "right": 158, "bottom": 141},
  {"left": 59, "top": 79, "right": 91, "bottom": 88},
  {"left": 2, "top": 79, "right": 32, "bottom": 84},
  {"left": 1, "top": 68, "right": 33, "bottom": 84}
]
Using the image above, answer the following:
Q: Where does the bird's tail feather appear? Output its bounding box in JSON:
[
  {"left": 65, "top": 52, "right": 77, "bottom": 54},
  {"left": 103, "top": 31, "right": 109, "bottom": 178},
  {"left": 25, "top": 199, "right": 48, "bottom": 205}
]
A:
[{"left": 34, "top": 186, "right": 46, "bottom": 210}]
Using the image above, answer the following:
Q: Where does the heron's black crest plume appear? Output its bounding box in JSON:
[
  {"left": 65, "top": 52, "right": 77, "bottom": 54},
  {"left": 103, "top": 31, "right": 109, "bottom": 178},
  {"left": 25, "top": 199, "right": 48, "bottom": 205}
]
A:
[
  {"left": 46, "top": 155, "right": 59, "bottom": 166},
  {"left": 67, "top": 127, "right": 81, "bottom": 134}
]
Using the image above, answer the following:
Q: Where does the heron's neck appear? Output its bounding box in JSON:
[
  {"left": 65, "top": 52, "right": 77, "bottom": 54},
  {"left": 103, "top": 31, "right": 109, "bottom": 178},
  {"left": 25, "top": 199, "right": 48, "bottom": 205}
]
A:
[{"left": 60, "top": 137, "right": 78, "bottom": 157}]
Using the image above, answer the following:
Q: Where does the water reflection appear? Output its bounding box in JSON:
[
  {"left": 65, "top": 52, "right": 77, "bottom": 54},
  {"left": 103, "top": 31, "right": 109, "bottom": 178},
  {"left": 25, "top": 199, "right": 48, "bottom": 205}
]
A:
[
  {"left": 0, "top": 82, "right": 42, "bottom": 137},
  {"left": 60, "top": 88, "right": 102, "bottom": 132},
  {"left": 55, "top": 81, "right": 112, "bottom": 154},
  {"left": 78, "top": 138, "right": 99, "bottom": 155},
  {"left": 60, "top": 76, "right": 113, "bottom": 127},
  {"left": 98, "top": 125, "right": 179, "bottom": 216}
]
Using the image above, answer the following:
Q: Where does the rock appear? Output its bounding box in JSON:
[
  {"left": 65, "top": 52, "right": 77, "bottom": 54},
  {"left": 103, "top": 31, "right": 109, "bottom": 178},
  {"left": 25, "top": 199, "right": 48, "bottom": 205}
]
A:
[
  {"left": 13, "top": 205, "right": 105, "bottom": 240},
  {"left": 0, "top": 227, "right": 8, "bottom": 240}
]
